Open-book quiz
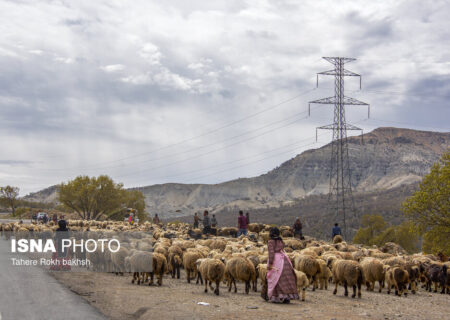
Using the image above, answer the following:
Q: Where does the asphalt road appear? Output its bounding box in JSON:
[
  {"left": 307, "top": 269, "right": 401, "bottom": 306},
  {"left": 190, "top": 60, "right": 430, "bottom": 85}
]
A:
[{"left": 0, "top": 238, "right": 106, "bottom": 320}]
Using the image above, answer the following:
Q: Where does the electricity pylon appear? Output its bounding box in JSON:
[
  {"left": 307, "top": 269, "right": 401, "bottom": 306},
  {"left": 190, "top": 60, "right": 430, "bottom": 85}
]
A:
[{"left": 309, "top": 57, "right": 369, "bottom": 239}]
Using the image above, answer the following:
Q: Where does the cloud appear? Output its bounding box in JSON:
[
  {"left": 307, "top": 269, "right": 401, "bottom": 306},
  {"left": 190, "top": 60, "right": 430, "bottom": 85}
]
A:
[
  {"left": 0, "top": 0, "right": 448, "bottom": 195},
  {"left": 101, "top": 64, "right": 125, "bottom": 72}
]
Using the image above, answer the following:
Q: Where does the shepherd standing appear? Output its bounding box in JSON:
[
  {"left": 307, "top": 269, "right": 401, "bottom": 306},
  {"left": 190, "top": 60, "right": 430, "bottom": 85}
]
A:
[{"left": 266, "top": 227, "right": 299, "bottom": 303}]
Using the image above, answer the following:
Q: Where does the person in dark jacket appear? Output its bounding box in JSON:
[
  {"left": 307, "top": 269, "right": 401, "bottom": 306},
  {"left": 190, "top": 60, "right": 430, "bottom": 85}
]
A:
[
  {"left": 211, "top": 214, "right": 217, "bottom": 228},
  {"left": 293, "top": 217, "right": 303, "bottom": 239},
  {"left": 237, "top": 210, "right": 248, "bottom": 236},
  {"left": 331, "top": 223, "right": 342, "bottom": 239},
  {"left": 202, "top": 210, "right": 211, "bottom": 235},
  {"left": 50, "top": 220, "right": 71, "bottom": 271},
  {"left": 246, "top": 212, "right": 250, "bottom": 224}
]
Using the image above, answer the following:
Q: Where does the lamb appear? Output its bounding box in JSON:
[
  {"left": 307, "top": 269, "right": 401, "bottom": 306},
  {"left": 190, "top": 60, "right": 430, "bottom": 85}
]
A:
[
  {"left": 317, "top": 259, "right": 332, "bottom": 290},
  {"left": 405, "top": 262, "right": 420, "bottom": 294},
  {"left": 257, "top": 264, "right": 268, "bottom": 300},
  {"left": 293, "top": 269, "right": 310, "bottom": 301},
  {"left": 196, "top": 258, "right": 225, "bottom": 295},
  {"left": 294, "top": 255, "right": 321, "bottom": 290},
  {"left": 224, "top": 257, "right": 257, "bottom": 294},
  {"left": 183, "top": 250, "right": 205, "bottom": 283},
  {"left": 168, "top": 252, "right": 183, "bottom": 279},
  {"left": 360, "top": 257, "right": 385, "bottom": 292},
  {"left": 385, "top": 266, "right": 409, "bottom": 296},
  {"left": 328, "top": 259, "right": 363, "bottom": 298}
]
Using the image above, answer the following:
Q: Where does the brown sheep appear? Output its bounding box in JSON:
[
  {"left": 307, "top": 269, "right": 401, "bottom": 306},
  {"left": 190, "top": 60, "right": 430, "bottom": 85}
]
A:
[
  {"left": 317, "top": 259, "right": 332, "bottom": 290},
  {"left": 333, "top": 235, "right": 343, "bottom": 244},
  {"left": 328, "top": 259, "right": 363, "bottom": 298},
  {"left": 183, "top": 251, "right": 204, "bottom": 284},
  {"left": 405, "top": 263, "right": 420, "bottom": 294},
  {"left": 294, "top": 269, "right": 310, "bottom": 301},
  {"left": 248, "top": 223, "right": 265, "bottom": 233},
  {"left": 385, "top": 266, "right": 409, "bottom": 296},
  {"left": 145, "top": 252, "right": 168, "bottom": 286},
  {"left": 360, "top": 257, "right": 385, "bottom": 292},
  {"left": 294, "top": 255, "right": 320, "bottom": 291},
  {"left": 168, "top": 252, "right": 183, "bottom": 279},
  {"left": 224, "top": 257, "right": 257, "bottom": 294},
  {"left": 257, "top": 264, "right": 268, "bottom": 300},
  {"left": 284, "top": 239, "right": 305, "bottom": 250},
  {"left": 196, "top": 258, "right": 225, "bottom": 295},
  {"left": 383, "top": 256, "right": 406, "bottom": 267}
]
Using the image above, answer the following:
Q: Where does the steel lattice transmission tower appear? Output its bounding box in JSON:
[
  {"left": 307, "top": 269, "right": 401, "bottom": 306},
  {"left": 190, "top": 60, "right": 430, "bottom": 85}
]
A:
[{"left": 309, "top": 57, "right": 369, "bottom": 239}]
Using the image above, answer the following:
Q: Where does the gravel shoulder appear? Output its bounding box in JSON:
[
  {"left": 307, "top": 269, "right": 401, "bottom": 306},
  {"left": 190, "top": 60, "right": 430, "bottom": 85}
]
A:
[{"left": 53, "top": 271, "right": 450, "bottom": 320}]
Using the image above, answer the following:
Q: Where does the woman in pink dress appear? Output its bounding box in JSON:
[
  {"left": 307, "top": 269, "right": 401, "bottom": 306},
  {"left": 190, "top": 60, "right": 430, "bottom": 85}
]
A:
[{"left": 266, "top": 227, "right": 299, "bottom": 303}]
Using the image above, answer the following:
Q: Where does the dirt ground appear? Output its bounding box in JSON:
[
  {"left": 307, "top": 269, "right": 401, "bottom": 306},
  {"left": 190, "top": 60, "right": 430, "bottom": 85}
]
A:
[{"left": 52, "top": 271, "right": 450, "bottom": 320}]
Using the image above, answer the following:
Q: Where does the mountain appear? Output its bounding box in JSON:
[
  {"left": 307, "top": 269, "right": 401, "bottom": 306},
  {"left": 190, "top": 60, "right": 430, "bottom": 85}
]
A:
[
  {"left": 175, "top": 183, "right": 420, "bottom": 240},
  {"left": 23, "top": 185, "right": 59, "bottom": 204},
  {"left": 23, "top": 127, "right": 449, "bottom": 219}
]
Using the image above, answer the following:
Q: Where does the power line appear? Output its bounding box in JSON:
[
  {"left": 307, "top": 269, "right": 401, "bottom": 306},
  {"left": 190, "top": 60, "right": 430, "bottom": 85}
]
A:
[
  {"left": 127, "top": 132, "right": 330, "bottom": 186},
  {"left": 187, "top": 141, "right": 318, "bottom": 182},
  {"left": 114, "top": 112, "right": 315, "bottom": 179},
  {"left": 35, "top": 87, "right": 317, "bottom": 172},
  {"left": 46, "top": 105, "right": 324, "bottom": 173}
]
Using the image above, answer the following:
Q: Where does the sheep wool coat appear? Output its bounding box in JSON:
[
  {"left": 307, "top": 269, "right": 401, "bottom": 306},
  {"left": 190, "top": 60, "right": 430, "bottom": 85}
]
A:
[{"left": 267, "top": 239, "right": 299, "bottom": 302}]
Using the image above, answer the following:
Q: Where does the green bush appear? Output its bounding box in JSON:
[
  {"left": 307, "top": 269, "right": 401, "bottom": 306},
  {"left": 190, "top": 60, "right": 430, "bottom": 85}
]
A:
[{"left": 15, "top": 207, "right": 30, "bottom": 217}]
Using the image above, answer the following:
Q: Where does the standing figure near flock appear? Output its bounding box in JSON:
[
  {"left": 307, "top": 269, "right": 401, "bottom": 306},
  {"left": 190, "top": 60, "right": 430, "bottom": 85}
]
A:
[
  {"left": 202, "top": 210, "right": 211, "bottom": 235},
  {"left": 331, "top": 223, "right": 342, "bottom": 240},
  {"left": 293, "top": 217, "right": 303, "bottom": 239},
  {"left": 237, "top": 210, "right": 248, "bottom": 236},
  {"left": 266, "top": 227, "right": 299, "bottom": 303},
  {"left": 193, "top": 212, "right": 199, "bottom": 229}
]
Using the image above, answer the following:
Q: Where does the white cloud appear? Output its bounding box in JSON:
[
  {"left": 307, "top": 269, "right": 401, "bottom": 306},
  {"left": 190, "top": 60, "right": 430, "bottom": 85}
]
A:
[
  {"left": 28, "top": 49, "right": 43, "bottom": 55},
  {"left": 54, "top": 56, "right": 74, "bottom": 64},
  {"left": 138, "top": 43, "right": 162, "bottom": 65},
  {"left": 100, "top": 64, "right": 125, "bottom": 72}
]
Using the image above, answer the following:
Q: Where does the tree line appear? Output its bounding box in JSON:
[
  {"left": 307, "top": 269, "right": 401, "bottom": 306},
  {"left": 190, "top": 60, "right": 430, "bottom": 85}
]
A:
[{"left": 353, "top": 151, "right": 449, "bottom": 255}]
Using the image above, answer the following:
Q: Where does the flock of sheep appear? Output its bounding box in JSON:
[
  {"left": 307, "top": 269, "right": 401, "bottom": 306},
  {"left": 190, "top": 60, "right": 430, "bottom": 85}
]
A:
[{"left": 1, "top": 219, "right": 449, "bottom": 302}]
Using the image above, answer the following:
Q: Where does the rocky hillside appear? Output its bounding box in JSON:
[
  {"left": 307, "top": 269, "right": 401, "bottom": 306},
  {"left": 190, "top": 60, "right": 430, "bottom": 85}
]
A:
[
  {"left": 24, "top": 127, "right": 449, "bottom": 218},
  {"left": 175, "top": 183, "right": 420, "bottom": 240},
  {"left": 23, "top": 185, "right": 59, "bottom": 204}
]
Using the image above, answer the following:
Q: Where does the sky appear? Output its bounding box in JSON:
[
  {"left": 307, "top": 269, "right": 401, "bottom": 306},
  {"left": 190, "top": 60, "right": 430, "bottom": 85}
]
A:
[{"left": 0, "top": 0, "right": 449, "bottom": 196}]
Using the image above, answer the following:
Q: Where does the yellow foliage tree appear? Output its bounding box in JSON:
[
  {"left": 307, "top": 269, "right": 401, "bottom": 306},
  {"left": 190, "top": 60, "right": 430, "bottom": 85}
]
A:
[
  {"left": 403, "top": 151, "right": 450, "bottom": 255},
  {"left": 353, "top": 215, "right": 420, "bottom": 253},
  {"left": 352, "top": 214, "right": 386, "bottom": 245},
  {"left": 59, "top": 175, "right": 146, "bottom": 221}
]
